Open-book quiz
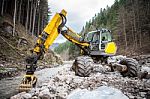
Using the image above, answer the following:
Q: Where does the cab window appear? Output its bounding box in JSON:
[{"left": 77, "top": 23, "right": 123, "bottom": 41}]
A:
[
  {"left": 101, "top": 32, "right": 112, "bottom": 41},
  {"left": 92, "top": 33, "right": 99, "bottom": 42},
  {"left": 85, "top": 32, "right": 93, "bottom": 42}
]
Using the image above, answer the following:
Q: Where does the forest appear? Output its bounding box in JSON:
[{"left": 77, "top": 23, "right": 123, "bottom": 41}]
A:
[
  {"left": 0, "top": 0, "right": 49, "bottom": 36},
  {"left": 54, "top": 0, "right": 150, "bottom": 59},
  {"left": 0, "top": 0, "right": 52, "bottom": 64},
  {"left": 0, "top": 0, "right": 150, "bottom": 99}
]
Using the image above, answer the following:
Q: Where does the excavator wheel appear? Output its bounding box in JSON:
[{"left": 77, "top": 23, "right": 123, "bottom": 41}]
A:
[
  {"left": 72, "top": 56, "right": 94, "bottom": 77},
  {"left": 119, "top": 58, "right": 139, "bottom": 77}
]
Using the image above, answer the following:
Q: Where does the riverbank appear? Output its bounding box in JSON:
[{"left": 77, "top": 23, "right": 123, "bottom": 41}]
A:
[
  {"left": 0, "top": 62, "right": 71, "bottom": 99},
  {"left": 11, "top": 60, "right": 150, "bottom": 99}
]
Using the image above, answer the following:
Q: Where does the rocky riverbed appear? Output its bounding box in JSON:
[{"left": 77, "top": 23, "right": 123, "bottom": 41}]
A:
[
  {"left": 10, "top": 60, "right": 150, "bottom": 99},
  {"left": 0, "top": 61, "right": 71, "bottom": 98}
]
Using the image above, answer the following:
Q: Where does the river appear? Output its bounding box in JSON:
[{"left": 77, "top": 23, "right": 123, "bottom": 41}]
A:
[{"left": 0, "top": 61, "right": 72, "bottom": 99}]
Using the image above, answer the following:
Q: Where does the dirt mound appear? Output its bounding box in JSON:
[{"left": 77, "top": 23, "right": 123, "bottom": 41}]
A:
[
  {"left": 0, "top": 15, "right": 33, "bottom": 66},
  {"left": 0, "top": 15, "right": 63, "bottom": 69}
]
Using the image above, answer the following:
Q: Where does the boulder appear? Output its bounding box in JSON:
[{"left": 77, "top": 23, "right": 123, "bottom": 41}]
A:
[
  {"left": 22, "top": 93, "right": 32, "bottom": 99},
  {"left": 39, "top": 88, "right": 51, "bottom": 99},
  {"left": 67, "top": 86, "right": 129, "bottom": 99},
  {"left": 10, "top": 92, "right": 26, "bottom": 99}
]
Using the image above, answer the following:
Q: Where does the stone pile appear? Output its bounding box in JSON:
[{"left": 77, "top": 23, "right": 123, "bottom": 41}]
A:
[{"left": 11, "top": 64, "right": 150, "bottom": 99}]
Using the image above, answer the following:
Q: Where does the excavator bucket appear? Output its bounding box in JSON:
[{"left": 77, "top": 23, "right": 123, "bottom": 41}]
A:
[{"left": 18, "top": 74, "right": 37, "bottom": 92}]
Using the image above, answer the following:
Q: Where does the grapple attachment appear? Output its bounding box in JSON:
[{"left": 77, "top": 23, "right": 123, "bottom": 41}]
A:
[{"left": 18, "top": 74, "right": 37, "bottom": 92}]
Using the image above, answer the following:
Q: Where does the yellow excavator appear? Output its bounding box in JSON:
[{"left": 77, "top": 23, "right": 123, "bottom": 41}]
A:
[{"left": 19, "top": 10, "right": 139, "bottom": 91}]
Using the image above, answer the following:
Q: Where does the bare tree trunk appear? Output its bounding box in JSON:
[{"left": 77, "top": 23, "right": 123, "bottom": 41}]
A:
[
  {"left": 13, "top": 0, "right": 17, "bottom": 36},
  {"left": 4, "top": 0, "right": 7, "bottom": 14},
  {"left": 137, "top": 1, "right": 142, "bottom": 48},
  {"left": 37, "top": 8, "right": 40, "bottom": 36},
  {"left": 18, "top": 0, "right": 22, "bottom": 22},
  {"left": 131, "top": 24, "right": 135, "bottom": 50},
  {"left": 1, "top": 0, "right": 4, "bottom": 16},
  {"left": 25, "top": 0, "right": 30, "bottom": 33},
  {"left": 132, "top": 0, "right": 138, "bottom": 49},
  {"left": 123, "top": 18, "right": 127, "bottom": 52},
  {"left": 41, "top": 14, "right": 44, "bottom": 31},
  {"left": 122, "top": 7, "right": 127, "bottom": 53},
  {"left": 139, "top": 28, "right": 142, "bottom": 47},
  {"left": 32, "top": 0, "right": 38, "bottom": 36},
  {"left": 29, "top": 1, "right": 33, "bottom": 34}
]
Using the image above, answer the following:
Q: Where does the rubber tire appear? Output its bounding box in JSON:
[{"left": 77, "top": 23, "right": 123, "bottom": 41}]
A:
[
  {"left": 119, "top": 58, "right": 139, "bottom": 77},
  {"left": 72, "top": 56, "right": 94, "bottom": 77}
]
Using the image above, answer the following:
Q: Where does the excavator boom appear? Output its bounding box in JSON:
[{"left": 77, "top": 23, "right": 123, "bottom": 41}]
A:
[
  {"left": 19, "top": 9, "right": 67, "bottom": 91},
  {"left": 19, "top": 8, "right": 140, "bottom": 92},
  {"left": 19, "top": 9, "right": 89, "bottom": 92},
  {"left": 34, "top": 9, "right": 67, "bottom": 53},
  {"left": 18, "top": 9, "right": 138, "bottom": 92}
]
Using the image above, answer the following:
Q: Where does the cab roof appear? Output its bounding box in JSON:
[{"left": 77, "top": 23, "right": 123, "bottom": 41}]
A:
[{"left": 87, "top": 28, "right": 111, "bottom": 34}]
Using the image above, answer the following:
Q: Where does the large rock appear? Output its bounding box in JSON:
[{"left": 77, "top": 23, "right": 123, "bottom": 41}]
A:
[
  {"left": 10, "top": 92, "right": 26, "bottom": 99},
  {"left": 22, "top": 93, "right": 32, "bottom": 99},
  {"left": 141, "top": 66, "right": 150, "bottom": 73},
  {"left": 39, "top": 88, "right": 51, "bottom": 99},
  {"left": 67, "top": 86, "right": 129, "bottom": 99},
  {"left": 93, "top": 64, "right": 111, "bottom": 73},
  {"left": 138, "top": 66, "right": 150, "bottom": 79}
]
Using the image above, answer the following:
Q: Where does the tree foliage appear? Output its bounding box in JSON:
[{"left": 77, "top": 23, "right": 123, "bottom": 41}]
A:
[
  {"left": 54, "top": 41, "right": 70, "bottom": 54},
  {"left": 54, "top": 0, "right": 150, "bottom": 58},
  {"left": 54, "top": 41, "right": 80, "bottom": 60},
  {"left": 83, "top": 0, "right": 150, "bottom": 55}
]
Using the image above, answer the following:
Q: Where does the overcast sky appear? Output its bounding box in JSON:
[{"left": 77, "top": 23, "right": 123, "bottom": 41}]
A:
[{"left": 48, "top": 0, "right": 115, "bottom": 43}]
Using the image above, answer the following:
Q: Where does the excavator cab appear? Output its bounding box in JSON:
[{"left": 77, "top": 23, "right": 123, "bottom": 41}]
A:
[{"left": 85, "top": 29, "right": 117, "bottom": 56}]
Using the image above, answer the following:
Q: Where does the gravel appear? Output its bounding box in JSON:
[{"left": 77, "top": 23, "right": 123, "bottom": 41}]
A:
[{"left": 11, "top": 62, "right": 150, "bottom": 99}]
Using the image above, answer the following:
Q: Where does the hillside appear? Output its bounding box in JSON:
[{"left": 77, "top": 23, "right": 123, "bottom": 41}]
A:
[
  {"left": 0, "top": 15, "right": 34, "bottom": 65},
  {"left": 0, "top": 0, "right": 49, "bottom": 64},
  {"left": 0, "top": 0, "right": 62, "bottom": 76},
  {"left": 54, "top": 0, "right": 150, "bottom": 59},
  {"left": 83, "top": 0, "right": 150, "bottom": 55},
  {"left": 54, "top": 41, "right": 80, "bottom": 60}
]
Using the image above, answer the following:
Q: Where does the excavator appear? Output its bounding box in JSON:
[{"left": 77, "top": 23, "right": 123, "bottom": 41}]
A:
[{"left": 19, "top": 9, "right": 139, "bottom": 91}]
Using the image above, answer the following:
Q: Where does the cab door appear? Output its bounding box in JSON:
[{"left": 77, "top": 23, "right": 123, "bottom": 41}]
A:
[{"left": 100, "top": 31, "right": 112, "bottom": 50}]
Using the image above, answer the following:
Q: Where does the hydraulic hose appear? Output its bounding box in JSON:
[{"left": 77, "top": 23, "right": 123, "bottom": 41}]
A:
[{"left": 58, "top": 13, "right": 67, "bottom": 33}]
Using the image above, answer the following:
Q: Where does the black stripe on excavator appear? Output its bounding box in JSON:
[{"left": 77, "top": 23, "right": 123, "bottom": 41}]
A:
[
  {"left": 26, "top": 64, "right": 37, "bottom": 75},
  {"left": 58, "top": 13, "right": 67, "bottom": 33},
  {"left": 40, "top": 31, "right": 49, "bottom": 44}
]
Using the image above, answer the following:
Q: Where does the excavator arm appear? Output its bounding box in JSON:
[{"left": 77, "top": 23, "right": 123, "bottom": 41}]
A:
[
  {"left": 19, "top": 9, "right": 67, "bottom": 91},
  {"left": 19, "top": 9, "right": 138, "bottom": 92},
  {"left": 61, "top": 26, "right": 89, "bottom": 54},
  {"left": 19, "top": 9, "right": 89, "bottom": 91}
]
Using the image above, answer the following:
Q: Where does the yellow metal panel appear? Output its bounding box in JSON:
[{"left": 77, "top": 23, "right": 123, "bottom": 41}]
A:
[
  {"left": 43, "top": 9, "right": 67, "bottom": 50},
  {"left": 44, "top": 9, "right": 67, "bottom": 33},
  {"left": 33, "top": 46, "right": 40, "bottom": 53},
  {"left": 105, "top": 42, "right": 117, "bottom": 54},
  {"left": 33, "top": 9, "right": 67, "bottom": 53},
  {"left": 34, "top": 9, "right": 67, "bottom": 52}
]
